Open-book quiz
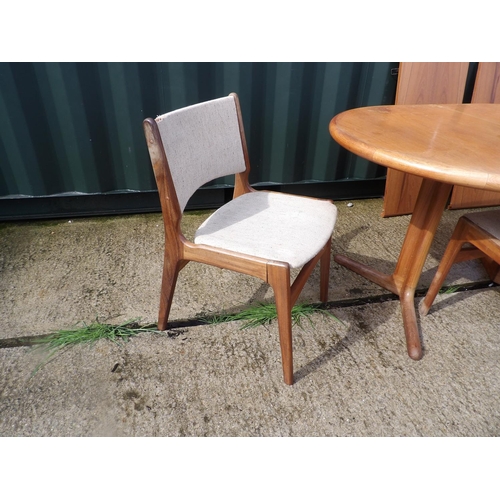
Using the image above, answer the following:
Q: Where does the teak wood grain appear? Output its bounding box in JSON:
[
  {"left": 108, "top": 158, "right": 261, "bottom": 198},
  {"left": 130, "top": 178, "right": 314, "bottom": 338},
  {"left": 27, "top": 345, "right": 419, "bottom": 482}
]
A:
[
  {"left": 329, "top": 103, "right": 500, "bottom": 360},
  {"left": 449, "top": 62, "right": 500, "bottom": 209},
  {"left": 382, "top": 62, "right": 469, "bottom": 217},
  {"left": 331, "top": 104, "right": 500, "bottom": 191}
]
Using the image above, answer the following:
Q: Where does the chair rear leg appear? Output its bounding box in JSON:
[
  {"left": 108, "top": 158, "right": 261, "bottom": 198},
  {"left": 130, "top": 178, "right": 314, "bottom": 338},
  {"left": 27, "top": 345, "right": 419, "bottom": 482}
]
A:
[
  {"left": 420, "top": 218, "right": 467, "bottom": 316},
  {"left": 268, "top": 263, "right": 294, "bottom": 385},
  {"left": 320, "top": 239, "right": 332, "bottom": 302},
  {"left": 481, "top": 256, "right": 500, "bottom": 284}
]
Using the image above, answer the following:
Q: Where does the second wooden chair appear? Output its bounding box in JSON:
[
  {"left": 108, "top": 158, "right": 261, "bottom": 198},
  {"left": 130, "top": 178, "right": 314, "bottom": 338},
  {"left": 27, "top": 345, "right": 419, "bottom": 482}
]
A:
[{"left": 420, "top": 210, "right": 500, "bottom": 315}]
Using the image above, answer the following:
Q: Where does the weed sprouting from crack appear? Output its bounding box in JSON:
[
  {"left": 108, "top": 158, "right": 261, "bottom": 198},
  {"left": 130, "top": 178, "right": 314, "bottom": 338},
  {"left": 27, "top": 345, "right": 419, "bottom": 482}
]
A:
[
  {"left": 205, "top": 302, "right": 345, "bottom": 330},
  {"left": 439, "top": 285, "right": 461, "bottom": 294},
  {"left": 28, "top": 304, "right": 343, "bottom": 376},
  {"left": 30, "top": 319, "right": 160, "bottom": 376}
]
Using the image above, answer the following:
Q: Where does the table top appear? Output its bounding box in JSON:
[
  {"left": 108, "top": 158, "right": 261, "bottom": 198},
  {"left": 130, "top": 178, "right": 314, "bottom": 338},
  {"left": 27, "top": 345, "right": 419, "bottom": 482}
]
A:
[{"left": 329, "top": 103, "right": 500, "bottom": 192}]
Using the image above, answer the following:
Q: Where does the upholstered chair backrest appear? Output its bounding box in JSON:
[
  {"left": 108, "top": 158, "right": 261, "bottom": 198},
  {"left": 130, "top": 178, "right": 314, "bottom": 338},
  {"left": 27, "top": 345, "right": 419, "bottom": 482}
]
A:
[{"left": 155, "top": 95, "right": 246, "bottom": 212}]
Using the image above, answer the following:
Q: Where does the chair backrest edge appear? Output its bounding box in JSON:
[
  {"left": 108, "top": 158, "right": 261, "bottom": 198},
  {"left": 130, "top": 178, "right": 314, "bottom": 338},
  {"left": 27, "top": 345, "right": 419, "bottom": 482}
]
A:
[
  {"left": 143, "top": 117, "right": 183, "bottom": 236},
  {"left": 230, "top": 92, "right": 253, "bottom": 198}
]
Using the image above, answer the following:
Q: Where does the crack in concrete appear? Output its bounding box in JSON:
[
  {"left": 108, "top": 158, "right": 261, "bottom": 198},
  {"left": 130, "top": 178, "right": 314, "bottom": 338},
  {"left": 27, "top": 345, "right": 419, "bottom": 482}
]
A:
[{"left": 0, "top": 280, "right": 496, "bottom": 349}]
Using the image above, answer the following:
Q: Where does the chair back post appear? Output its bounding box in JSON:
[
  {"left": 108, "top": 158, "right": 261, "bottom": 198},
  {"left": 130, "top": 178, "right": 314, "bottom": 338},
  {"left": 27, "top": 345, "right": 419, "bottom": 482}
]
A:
[
  {"left": 143, "top": 117, "right": 183, "bottom": 242},
  {"left": 230, "top": 93, "right": 254, "bottom": 199}
]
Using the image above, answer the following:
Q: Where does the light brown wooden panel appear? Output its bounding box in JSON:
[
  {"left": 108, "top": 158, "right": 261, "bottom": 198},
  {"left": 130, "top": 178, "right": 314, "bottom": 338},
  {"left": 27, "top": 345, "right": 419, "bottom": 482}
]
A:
[
  {"left": 382, "top": 62, "right": 469, "bottom": 217},
  {"left": 449, "top": 187, "right": 500, "bottom": 210},
  {"left": 449, "top": 62, "right": 500, "bottom": 210},
  {"left": 470, "top": 62, "right": 500, "bottom": 102}
]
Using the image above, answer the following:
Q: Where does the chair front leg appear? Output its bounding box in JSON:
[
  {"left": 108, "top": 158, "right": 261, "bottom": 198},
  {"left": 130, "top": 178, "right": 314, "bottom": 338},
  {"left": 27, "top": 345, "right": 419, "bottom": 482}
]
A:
[
  {"left": 481, "top": 256, "right": 500, "bottom": 284},
  {"left": 268, "top": 262, "right": 294, "bottom": 385},
  {"left": 419, "top": 217, "right": 467, "bottom": 316},
  {"left": 158, "top": 252, "right": 185, "bottom": 331}
]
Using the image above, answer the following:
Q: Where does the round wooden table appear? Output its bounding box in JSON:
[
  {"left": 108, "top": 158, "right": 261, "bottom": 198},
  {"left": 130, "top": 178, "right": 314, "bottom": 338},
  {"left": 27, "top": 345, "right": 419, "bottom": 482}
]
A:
[{"left": 329, "top": 103, "right": 500, "bottom": 360}]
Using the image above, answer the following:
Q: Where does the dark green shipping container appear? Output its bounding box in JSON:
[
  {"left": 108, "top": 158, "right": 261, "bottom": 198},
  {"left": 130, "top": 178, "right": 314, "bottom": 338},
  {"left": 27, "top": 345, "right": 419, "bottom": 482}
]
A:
[{"left": 0, "top": 62, "right": 399, "bottom": 220}]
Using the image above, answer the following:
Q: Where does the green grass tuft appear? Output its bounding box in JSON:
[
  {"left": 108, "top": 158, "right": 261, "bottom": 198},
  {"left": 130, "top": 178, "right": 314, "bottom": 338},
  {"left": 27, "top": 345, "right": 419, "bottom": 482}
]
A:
[
  {"left": 29, "top": 304, "right": 344, "bottom": 376},
  {"left": 206, "top": 302, "right": 344, "bottom": 330},
  {"left": 438, "top": 285, "right": 461, "bottom": 294},
  {"left": 31, "top": 319, "right": 159, "bottom": 376}
]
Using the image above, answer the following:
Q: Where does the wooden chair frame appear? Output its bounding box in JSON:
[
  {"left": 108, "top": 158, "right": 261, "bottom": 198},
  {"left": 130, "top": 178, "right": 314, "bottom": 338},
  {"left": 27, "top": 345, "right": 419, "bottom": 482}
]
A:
[
  {"left": 420, "top": 213, "right": 500, "bottom": 316},
  {"left": 143, "top": 93, "right": 332, "bottom": 385}
]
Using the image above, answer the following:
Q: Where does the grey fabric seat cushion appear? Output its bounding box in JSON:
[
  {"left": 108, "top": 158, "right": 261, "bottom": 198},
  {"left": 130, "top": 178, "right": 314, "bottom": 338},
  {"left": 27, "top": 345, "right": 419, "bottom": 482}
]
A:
[
  {"left": 465, "top": 210, "right": 500, "bottom": 239},
  {"left": 194, "top": 191, "right": 337, "bottom": 269}
]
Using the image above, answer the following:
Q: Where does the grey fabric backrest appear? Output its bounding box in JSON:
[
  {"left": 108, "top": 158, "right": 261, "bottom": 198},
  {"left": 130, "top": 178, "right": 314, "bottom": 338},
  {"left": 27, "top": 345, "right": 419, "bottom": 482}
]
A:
[{"left": 155, "top": 95, "right": 246, "bottom": 212}]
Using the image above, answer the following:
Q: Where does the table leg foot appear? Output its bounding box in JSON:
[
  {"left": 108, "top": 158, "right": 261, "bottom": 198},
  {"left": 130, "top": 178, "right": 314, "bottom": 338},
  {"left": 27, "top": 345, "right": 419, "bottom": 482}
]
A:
[
  {"left": 401, "top": 289, "right": 423, "bottom": 360},
  {"left": 334, "top": 254, "right": 399, "bottom": 294},
  {"left": 335, "top": 253, "right": 424, "bottom": 360},
  {"left": 334, "top": 179, "right": 452, "bottom": 361},
  {"left": 418, "top": 299, "right": 431, "bottom": 317}
]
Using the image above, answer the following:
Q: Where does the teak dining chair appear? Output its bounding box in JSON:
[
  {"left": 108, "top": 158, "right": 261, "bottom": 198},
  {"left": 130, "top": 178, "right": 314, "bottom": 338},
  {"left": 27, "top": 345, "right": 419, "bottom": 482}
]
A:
[
  {"left": 143, "top": 93, "right": 337, "bottom": 385},
  {"left": 420, "top": 210, "right": 500, "bottom": 315}
]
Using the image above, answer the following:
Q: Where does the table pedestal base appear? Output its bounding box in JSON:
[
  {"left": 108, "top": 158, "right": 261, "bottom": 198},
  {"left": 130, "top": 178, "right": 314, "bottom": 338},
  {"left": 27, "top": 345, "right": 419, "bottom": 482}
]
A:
[{"left": 334, "top": 178, "right": 453, "bottom": 360}]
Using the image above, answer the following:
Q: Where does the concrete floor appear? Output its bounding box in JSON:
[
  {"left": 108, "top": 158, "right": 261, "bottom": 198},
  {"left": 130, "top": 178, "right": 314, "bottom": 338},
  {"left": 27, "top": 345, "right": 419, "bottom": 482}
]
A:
[{"left": 0, "top": 198, "right": 499, "bottom": 436}]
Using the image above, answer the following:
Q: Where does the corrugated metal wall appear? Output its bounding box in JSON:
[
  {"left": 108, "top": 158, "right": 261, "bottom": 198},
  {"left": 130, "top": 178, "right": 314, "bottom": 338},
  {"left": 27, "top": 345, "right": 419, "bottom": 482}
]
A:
[{"left": 0, "top": 62, "right": 398, "bottom": 219}]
